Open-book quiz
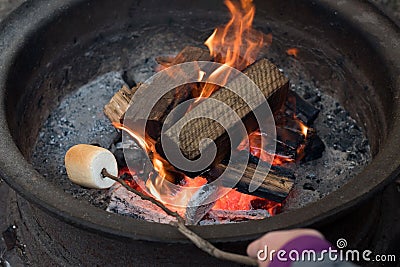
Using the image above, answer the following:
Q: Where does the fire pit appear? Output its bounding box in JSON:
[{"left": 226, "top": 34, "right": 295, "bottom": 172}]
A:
[{"left": 0, "top": 0, "right": 399, "bottom": 265}]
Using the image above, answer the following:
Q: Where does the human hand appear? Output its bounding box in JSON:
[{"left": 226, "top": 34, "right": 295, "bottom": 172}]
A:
[{"left": 247, "top": 229, "right": 325, "bottom": 267}]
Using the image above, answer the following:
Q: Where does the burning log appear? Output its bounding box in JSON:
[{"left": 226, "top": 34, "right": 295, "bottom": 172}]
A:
[
  {"left": 147, "top": 46, "right": 212, "bottom": 127},
  {"left": 104, "top": 84, "right": 141, "bottom": 123},
  {"left": 104, "top": 46, "right": 211, "bottom": 125},
  {"left": 185, "top": 151, "right": 294, "bottom": 225},
  {"left": 160, "top": 58, "right": 289, "bottom": 175},
  {"left": 285, "top": 90, "right": 320, "bottom": 126},
  {"left": 205, "top": 160, "right": 295, "bottom": 203}
]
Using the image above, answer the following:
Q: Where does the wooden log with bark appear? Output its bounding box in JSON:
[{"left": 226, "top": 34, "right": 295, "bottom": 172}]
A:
[
  {"left": 104, "top": 46, "right": 211, "bottom": 126},
  {"left": 203, "top": 151, "right": 295, "bottom": 203},
  {"left": 184, "top": 151, "right": 295, "bottom": 224}
]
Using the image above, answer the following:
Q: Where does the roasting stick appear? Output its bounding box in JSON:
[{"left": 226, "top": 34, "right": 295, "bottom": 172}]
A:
[
  {"left": 101, "top": 168, "right": 258, "bottom": 266},
  {"left": 65, "top": 144, "right": 257, "bottom": 265}
]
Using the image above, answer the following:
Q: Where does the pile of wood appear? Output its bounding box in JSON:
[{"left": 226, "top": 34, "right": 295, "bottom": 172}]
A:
[{"left": 104, "top": 45, "right": 323, "bottom": 204}]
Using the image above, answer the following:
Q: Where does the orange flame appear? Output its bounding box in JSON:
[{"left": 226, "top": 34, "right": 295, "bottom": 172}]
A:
[
  {"left": 237, "top": 131, "right": 295, "bottom": 165},
  {"left": 197, "top": 0, "right": 271, "bottom": 99},
  {"left": 112, "top": 122, "right": 175, "bottom": 197},
  {"left": 112, "top": 122, "right": 152, "bottom": 151},
  {"left": 113, "top": 122, "right": 282, "bottom": 215},
  {"left": 205, "top": 0, "right": 267, "bottom": 69}
]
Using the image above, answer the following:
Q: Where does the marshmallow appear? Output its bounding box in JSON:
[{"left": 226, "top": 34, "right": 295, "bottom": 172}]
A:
[{"left": 65, "top": 144, "right": 117, "bottom": 189}]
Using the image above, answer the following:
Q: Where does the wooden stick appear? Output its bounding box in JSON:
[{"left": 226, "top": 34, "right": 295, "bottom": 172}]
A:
[{"left": 101, "top": 169, "right": 257, "bottom": 266}]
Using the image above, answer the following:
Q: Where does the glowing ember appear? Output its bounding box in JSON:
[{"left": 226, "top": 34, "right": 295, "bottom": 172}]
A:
[
  {"left": 286, "top": 48, "right": 299, "bottom": 58},
  {"left": 119, "top": 167, "right": 281, "bottom": 216}
]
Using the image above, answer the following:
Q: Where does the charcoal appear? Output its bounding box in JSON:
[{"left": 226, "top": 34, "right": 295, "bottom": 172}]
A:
[
  {"left": 286, "top": 90, "right": 320, "bottom": 126},
  {"left": 276, "top": 126, "right": 304, "bottom": 159},
  {"left": 2, "top": 225, "right": 17, "bottom": 251},
  {"left": 303, "top": 182, "right": 316, "bottom": 191},
  {"left": 303, "top": 130, "right": 325, "bottom": 162}
]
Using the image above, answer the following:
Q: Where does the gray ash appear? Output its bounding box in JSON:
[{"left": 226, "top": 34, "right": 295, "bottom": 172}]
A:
[{"left": 32, "top": 72, "right": 125, "bottom": 208}]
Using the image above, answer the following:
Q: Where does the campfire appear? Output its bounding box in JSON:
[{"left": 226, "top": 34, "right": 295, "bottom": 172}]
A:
[
  {"left": 5, "top": 0, "right": 397, "bottom": 263},
  {"left": 64, "top": 0, "right": 325, "bottom": 225}
]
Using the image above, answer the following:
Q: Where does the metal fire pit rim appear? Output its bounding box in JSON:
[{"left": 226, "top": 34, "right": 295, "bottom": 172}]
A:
[{"left": 0, "top": 0, "right": 399, "bottom": 243}]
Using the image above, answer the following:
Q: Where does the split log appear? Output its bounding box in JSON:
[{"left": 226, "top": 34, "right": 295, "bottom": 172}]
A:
[
  {"left": 104, "top": 84, "right": 141, "bottom": 123},
  {"left": 104, "top": 46, "right": 211, "bottom": 124},
  {"left": 160, "top": 58, "right": 289, "bottom": 176},
  {"left": 129, "top": 46, "right": 212, "bottom": 130},
  {"left": 204, "top": 160, "right": 295, "bottom": 203}
]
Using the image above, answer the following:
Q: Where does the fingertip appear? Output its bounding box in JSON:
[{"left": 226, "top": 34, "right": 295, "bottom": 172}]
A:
[{"left": 246, "top": 239, "right": 260, "bottom": 257}]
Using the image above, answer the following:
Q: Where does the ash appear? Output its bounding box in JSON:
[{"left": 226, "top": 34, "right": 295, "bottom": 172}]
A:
[
  {"left": 31, "top": 25, "right": 371, "bottom": 219},
  {"left": 32, "top": 72, "right": 125, "bottom": 208},
  {"left": 284, "top": 84, "right": 370, "bottom": 210}
]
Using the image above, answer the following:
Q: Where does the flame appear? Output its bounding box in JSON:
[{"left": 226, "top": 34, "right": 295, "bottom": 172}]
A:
[
  {"left": 111, "top": 1, "right": 283, "bottom": 217},
  {"left": 112, "top": 122, "right": 175, "bottom": 195},
  {"left": 286, "top": 48, "right": 299, "bottom": 58},
  {"left": 197, "top": 0, "right": 271, "bottom": 99},
  {"left": 112, "top": 122, "right": 152, "bottom": 151},
  {"left": 238, "top": 131, "right": 295, "bottom": 165},
  {"left": 299, "top": 121, "right": 308, "bottom": 137},
  {"left": 205, "top": 0, "right": 267, "bottom": 69},
  {"left": 114, "top": 122, "right": 281, "bottom": 216}
]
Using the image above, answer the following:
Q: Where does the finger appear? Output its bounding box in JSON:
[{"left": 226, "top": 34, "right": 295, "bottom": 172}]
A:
[{"left": 246, "top": 238, "right": 261, "bottom": 257}]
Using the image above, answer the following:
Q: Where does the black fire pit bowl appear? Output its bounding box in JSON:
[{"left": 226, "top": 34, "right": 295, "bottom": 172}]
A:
[{"left": 0, "top": 0, "right": 399, "bottom": 265}]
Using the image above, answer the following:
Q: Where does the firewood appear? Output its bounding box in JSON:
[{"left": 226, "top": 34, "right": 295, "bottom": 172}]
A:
[
  {"left": 104, "top": 84, "right": 141, "bottom": 123},
  {"left": 104, "top": 46, "right": 211, "bottom": 126},
  {"left": 185, "top": 154, "right": 294, "bottom": 224},
  {"left": 160, "top": 58, "right": 289, "bottom": 176},
  {"left": 204, "top": 160, "right": 295, "bottom": 203},
  {"left": 145, "top": 46, "right": 212, "bottom": 126},
  {"left": 285, "top": 90, "right": 320, "bottom": 126},
  {"left": 65, "top": 144, "right": 117, "bottom": 189}
]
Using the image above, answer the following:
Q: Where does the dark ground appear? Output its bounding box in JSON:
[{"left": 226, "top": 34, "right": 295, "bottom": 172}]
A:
[{"left": 0, "top": 0, "right": 399, "bottom": 266}]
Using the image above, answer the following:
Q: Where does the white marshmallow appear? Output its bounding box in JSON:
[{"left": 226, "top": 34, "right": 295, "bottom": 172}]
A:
[{"left": 65, "top": 144, "right": 117, "bottom": 189}]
